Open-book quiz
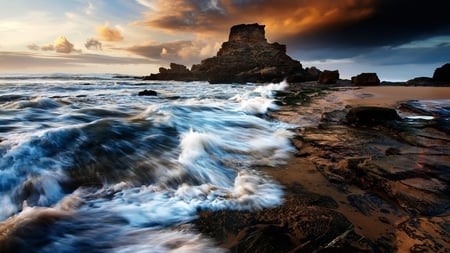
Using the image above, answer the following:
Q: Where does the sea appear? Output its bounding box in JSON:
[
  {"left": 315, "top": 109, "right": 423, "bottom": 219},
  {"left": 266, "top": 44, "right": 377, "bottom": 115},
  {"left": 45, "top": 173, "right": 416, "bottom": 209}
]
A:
[{"left": 0, "top": 74, "right": 295, "bottom": 252}]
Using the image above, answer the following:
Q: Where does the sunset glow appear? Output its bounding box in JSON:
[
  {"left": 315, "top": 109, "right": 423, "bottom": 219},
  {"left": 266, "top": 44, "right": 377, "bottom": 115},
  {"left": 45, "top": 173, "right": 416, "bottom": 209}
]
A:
[{"left": 0, "top": 0, "right": 449, "bottom": 80}]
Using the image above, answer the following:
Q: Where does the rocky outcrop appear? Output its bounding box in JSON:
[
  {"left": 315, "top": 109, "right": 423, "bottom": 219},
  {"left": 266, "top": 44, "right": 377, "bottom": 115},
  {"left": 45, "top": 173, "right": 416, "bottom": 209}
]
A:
[
  {"left": 146, "top": 23, "right": 312, "bottom": 83},
  {"left": 318, "top": 70, "right": 339, "bottom": 84},
  {"left": 406, "top": 77, "right": 435, "bottom": 86},
  {"left": 432, "top": 63, "right": 450, "bottom": 83},
  {"left": 351, "top": 73, "right": 380, "bottom": 86},
  {"left": 144, "top": 63, "right": 197, "bottom": 81}
]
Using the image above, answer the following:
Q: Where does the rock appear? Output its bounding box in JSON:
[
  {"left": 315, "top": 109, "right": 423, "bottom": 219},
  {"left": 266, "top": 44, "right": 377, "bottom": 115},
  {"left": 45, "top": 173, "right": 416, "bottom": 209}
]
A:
[
  {"left": 228, "top": 23, "right": 266, "bottom": 43},
  {"left": 145, "top": 23, "right": 311, "bottom": 83},
  {"left": 193, "top": 184, "right": 376, "bottom": 252},
  {"left": 351, "top": 73, "right": 380, "bottom": 86},
  {"left": 346, "top": 106, "right": 401, "bottom": 126},
  {"left": 304, "top": 66, "right": 322, "bottom": 81},
  {"left": 138, "top": 89, "right": 157, "bottom": 96},
  {"left": 318, "top": 70, "right": 339, "bottom": 84},
  {"left": 432, "top": 63, "right": 450, "bottom": 83},
  {"left": 144, "top": 63, "right": 198, "bottom": 81},
  {"left": 406, "top": 77, "right": 435, "bottom": 86}
]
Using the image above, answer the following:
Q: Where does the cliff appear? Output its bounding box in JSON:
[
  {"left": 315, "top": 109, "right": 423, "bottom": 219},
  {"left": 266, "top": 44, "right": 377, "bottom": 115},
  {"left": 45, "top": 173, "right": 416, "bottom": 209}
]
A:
[{"left": 145, "top": 23, "right": 316, "bottom": 83}]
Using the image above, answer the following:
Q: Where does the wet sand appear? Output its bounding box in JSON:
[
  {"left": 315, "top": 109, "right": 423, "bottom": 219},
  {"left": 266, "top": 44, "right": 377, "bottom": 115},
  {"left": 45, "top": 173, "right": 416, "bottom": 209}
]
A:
[
  {"left": 265, "top": 85, "right": 450, "bottom": 251},
  {"left": 344, "top": 86, "right": 450, "bottom": 107}
]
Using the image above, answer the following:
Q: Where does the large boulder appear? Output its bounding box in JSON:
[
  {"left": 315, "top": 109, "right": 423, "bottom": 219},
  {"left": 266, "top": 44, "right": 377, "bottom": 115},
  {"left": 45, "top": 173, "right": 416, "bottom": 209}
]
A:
[
  {"left": 318, "top": 70, "right": 339, "bottom": 84},
  {"left": 346, "top": 106, "right": 401, "bottom": 126},
  {"left": 351, "top": 73, "right": 380, "bottom": 86},
  {"left": 432, "top": 63, "right": 450, "bottom": 83}
]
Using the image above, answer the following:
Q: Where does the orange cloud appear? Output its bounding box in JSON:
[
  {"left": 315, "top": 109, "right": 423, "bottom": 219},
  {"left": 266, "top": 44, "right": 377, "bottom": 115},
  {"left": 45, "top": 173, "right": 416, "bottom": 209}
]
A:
[
  {"left": 96, "top": 22, "right": 124, "bottom": 41},
  {"left": 137, "top": 0, "right": 376, "bottom": 39}
]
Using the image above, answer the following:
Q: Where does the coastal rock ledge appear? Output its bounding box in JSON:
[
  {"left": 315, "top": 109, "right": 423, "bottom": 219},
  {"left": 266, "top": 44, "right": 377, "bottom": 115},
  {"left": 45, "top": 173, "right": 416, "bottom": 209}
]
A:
[{"left": 145, "top": 23, "right": 316, "bottom": 83}]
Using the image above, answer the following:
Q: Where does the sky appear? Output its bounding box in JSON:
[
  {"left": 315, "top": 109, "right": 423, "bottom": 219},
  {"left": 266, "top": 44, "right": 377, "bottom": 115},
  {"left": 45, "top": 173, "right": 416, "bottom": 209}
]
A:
[{"left": 0, "top": 0, "right": 449, "bottom": 81}]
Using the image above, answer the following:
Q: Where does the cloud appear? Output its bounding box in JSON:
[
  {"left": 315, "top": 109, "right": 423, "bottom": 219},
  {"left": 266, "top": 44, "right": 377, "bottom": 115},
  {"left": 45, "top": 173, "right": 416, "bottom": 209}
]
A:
[
  {"left": 96, "top": 22, "right": 124, "bottom": 41},
  {"left": 137, "top": 0, "right": 375, "bottom": 36},
  {"left": 26, "top": 37, "right": 80, "bottom": 54},
  {"left": 0, "top": 51, "right": 157, "bottom": 71},
  {"left": 128, "top": 40, "right": 192, "bottom": 61},
  {"left": 85, "top": 2, "right": 95, "bottom": 15},
  {"left": 27, "top": 44, "right": 40, "bottom": 51},
  {"left": 136, "top": 0, "right": 450, "bottom": 60},
  {"left": 54, "top": 36, "right": 79, "bottom": 53},
  {"left": 41, "top": 44, "right": 55, "bottom": 51},
  {"left": 126, "top": 39, "right": 221, "bottom": 64},
  {"left": 85, "top": 38, "right": 102, "bottom": 50}
]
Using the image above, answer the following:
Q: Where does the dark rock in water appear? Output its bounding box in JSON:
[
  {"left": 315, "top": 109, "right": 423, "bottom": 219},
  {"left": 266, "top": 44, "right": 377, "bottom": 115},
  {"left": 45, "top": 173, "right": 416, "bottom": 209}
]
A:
[
  {"left": 351, "top": 73, "right": 380, "bottom": 86},
  {"left": 318, "top": 70, "right": 339, "bottom": 84},
  {"left": 138, "top": 89, "right": 157, "bottom": 96},
  {"left": 145, "top": 23, "right": 313, "bottom": 83},
  {"left": 346, "top": 106, "right": 401, "bottom": 126},
  {"left": 432, "top": 63, "right": 450, "bottom": 83}
]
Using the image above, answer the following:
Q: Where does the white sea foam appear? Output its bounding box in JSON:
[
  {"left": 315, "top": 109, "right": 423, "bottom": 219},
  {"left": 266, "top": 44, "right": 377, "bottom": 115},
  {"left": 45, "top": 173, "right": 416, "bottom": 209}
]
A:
[{"left": 0, "top": 77, "right": 294, "bottom": 251}]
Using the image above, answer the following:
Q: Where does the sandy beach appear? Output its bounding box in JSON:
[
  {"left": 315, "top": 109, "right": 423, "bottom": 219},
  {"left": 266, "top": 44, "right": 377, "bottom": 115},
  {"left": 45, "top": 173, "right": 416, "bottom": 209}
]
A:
[
  {"left": 194, "top": 85, "right": 450, "bottom": 252},
  {"left": 345, "top": 86, "right": 450, "bottom": 107}
]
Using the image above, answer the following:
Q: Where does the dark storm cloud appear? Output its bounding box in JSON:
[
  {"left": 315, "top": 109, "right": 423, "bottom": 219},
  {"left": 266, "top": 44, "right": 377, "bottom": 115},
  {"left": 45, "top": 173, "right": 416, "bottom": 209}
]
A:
[
  {"left": 284, "top": 0, "right": 450, "bottom": 51},
  {"left": 139, "top": 0, "right": 376, "bottom": 35},
  {"left": 138, "top": 0, "right": 450, "bottom": 62}
]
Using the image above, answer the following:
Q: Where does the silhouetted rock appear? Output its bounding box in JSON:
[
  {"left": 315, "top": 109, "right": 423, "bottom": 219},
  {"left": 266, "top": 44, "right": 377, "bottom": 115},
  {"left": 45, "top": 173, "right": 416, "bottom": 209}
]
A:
[
  {"left": 432, "top": 63, "right": 450, "bottom": 83},
  {"left": 144, "top": 63, "right": 197, "bottom": 81},
  {"left": 406, "top": 77, "right": 435, "bottom": 86},
  {"left": 318, "top": 70, "right": 339, "bottom": 84},
  {"left": 351, "top": 73, "right": 380, "bottom": 86},
  {"left": 145, "top": 23, "right": 311, "bottom": 83},
  {"left": 304, "top": 66, "right": 322, "bottom": 81},
  {"left": 138, "top": 89, "right": 157, "bottom": 96},
  {"left": 346, "top": 106, "right": 401, "bottom": 126}
]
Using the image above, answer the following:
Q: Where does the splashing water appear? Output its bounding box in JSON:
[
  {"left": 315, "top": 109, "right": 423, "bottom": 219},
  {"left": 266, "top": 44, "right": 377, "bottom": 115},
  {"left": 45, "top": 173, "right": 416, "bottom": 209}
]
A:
[{"left": 0, "top": 75, "right": 294, "bottom": 252}]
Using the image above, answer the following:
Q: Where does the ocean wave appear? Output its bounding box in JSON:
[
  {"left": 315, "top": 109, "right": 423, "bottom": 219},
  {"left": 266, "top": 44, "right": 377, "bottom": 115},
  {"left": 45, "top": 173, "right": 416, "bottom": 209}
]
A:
[{"left": 0, "top": 78, "right": 294, "bottom": 252}]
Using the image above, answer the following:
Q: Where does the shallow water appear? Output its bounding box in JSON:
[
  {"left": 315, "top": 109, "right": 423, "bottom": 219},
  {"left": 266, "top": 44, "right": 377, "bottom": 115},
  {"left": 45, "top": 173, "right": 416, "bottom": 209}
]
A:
[{"left": 0, "top": 74, "right": 294, "bottom": 252}]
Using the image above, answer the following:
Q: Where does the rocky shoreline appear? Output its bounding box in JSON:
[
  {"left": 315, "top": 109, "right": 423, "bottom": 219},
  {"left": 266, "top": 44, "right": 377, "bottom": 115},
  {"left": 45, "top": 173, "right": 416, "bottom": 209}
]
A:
[
  {"left": 144, "top": 23, "right": 450, "bottom": 87},
  {"left": 144, "top": 23, "right": 450, "bottom": 252},
  {"left": 193, "top": 83, "right": 450, "bottom": 252}
]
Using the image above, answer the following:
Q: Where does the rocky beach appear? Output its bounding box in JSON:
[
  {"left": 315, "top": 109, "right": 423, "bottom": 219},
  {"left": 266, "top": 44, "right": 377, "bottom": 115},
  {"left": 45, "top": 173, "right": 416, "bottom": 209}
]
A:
[
  {"left": 0, "top": 22, "right": 448, "bottom": 253},
  {"left": 147, "top": 24, "right": 450, "bottom": 252},
  {"left": 192, "top": 84, "right": 450, "bottom": 252}
]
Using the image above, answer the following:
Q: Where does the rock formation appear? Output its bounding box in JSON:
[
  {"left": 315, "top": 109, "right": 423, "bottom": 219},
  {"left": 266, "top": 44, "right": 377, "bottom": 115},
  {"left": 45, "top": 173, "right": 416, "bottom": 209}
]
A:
[
  {"left": 144, "top": 63, "right": 197, "bottom": 81},
  {"left": 318, "top": 70, "right": 339, "bottom": 84},
  {"left": 146, "top": 23, "right": 313, "bottom": 83},
  {"left": 351, "top": 72, "right": 380, "bottom": 86},
  {"left": 432, "top": 63, "right": 450, "bottom": 83}
]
